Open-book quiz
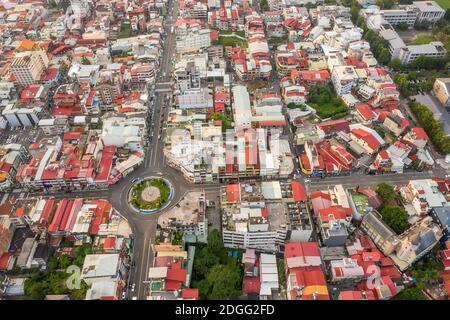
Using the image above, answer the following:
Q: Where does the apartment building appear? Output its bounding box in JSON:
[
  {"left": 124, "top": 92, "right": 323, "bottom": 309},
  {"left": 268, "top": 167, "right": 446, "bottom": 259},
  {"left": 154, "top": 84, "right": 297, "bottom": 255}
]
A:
[
  {"left": 398, "top": 41, "right": 446, "bottom": 64},
  {"left": 400, "top": 179, "right": 449, "bottom": 216},
  {"left": 10, "top": 50, "right": 49, "bottom": 86},
  {"left": 331, "top": 66, "right": 359, "bottom": 96},
  {"left": 413, "top": 1, "right": 445, "bottom": 23},
  {"left": 175, "top": 19, "right": 211, "bottom": 53},
  {"left": 380, "top": 7, "right": 418, "bottom": 27}
]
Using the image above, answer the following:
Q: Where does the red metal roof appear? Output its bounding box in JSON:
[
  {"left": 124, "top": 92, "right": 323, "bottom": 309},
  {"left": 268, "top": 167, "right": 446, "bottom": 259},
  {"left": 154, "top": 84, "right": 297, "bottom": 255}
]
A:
[
  {"left": 0, "top": 253, "right": 12, "bottom": 270},
  {"left": 226, "top": 184, "right": 241, "bottom": 203},
  {"left": 351, "top": 128, "right": 381, "bottom": 151},
  {"left": 165, "top": 279, "right": 182, "bottom": 291},
  {"left": 284, "top": 242, "right": 320, "bottom": 259},
  {"left": 48, "top": 199, "right": 69, "bottom": 233},
  {"left": 319, "top": 206, "right": 352, "bottom": 223},
  {"left": 182, "top": 288, "right": 199, "bottom": 300},
  {"left": 243, "top": 276, "right": 261, "bottom": 295},
  {"left": 291, "top": 181, "right": 307, "bottom": 202}
]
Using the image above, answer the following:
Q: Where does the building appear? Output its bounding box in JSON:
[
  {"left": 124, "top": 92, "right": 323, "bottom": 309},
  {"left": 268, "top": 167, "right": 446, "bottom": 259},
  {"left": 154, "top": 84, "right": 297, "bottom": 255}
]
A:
[
  {"left": 403, "top": 127, "right": 429, "bottom": 149},
  {"left": 318, "top": 206, "right": 353, "bottom": 247},
  {"left": 380, "top": 7, "right": 418, "bottom": 28},
  {"left": 175, "top": 20, "right": 211, "bottom": 53},
  {"left": 398, "top": 42, "right": 446, "bottom": 65},
  {"left": 391, "top": 216, "right": 443, "bottom": 271},
  {"left": 147, "top": 244, "right": 198, "bottom": 300},
  {"left": 429, "top": 206, "right": 450, "bottom": 241},
  {"left": 349, "top": 125, "right": 385, "bottom": 155},
  {"left": 400, "top": 179, "right": 449, "bottom": 216},
  {"left": 331, "top": 66, "right": 358, "bottom": 96},
  {"left": 362, "top": 211, "right": 443, "bottom": 271},
  {"left": 157, "top": 191, "right": 207, "bottom": 239},
  {"left": 433, "top": 78, "right": 450, "bottom": 107},
  {"left": 10, "top": 50, "right": 49, "bottom": 86},
  {"left": 221, "top": 181, "right": 312, "bottom": 252},
  {"left": 284, "top": 242, "right": 329, "bottom": 300},
  {"left": 242, "top": 249, "right": 280, "bottom": 299},
  {"left": 81, "top": 254, "right": 127, "bottom": 286},
  {"left": 361, "top": 211, "right": 399, "bottom": 256},
  {"left": 413, "top": 1, "right": 445, "bottom": 23}
]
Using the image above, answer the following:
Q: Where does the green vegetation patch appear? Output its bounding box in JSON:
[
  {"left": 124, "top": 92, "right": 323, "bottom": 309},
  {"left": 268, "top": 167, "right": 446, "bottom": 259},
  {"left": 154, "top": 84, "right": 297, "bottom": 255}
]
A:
[
  {"left": 192, "top": 230, "right": 243, "bottom": 300},
  {"left": 118, "top": 21, "right": 132, "bottom": 39},
  {"left": 307, "top": 85, "right": 348, "bottom": 119},
  {"left": 435, "top": 0, "right": 450, "bottom": 10},
  {"left": 216, "top": 36, "right": 247, "bottom": 48},
  {"left": 413, "top": 34, "right": 435, "bottom": 45},
  {"left": 211, "top": 112, "right": 233, "bottom": 132},
  {"left": 130, "top": 178, "right": 171, "bottom": 210},
  {"left": 25, "top": 244, "right": 93, "bottom": 300},
  {"left": 409, "top": 100, "right": 450, "bottom": 155}
]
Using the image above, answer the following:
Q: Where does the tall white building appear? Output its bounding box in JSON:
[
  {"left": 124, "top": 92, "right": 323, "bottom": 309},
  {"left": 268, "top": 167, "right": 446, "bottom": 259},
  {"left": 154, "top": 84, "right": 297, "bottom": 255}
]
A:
[
  {"left": 398, "top": 41, "right": 446, "bottom": 64},
  {"left": 380, "top": 7, "right": 418, "bottom": 27}
]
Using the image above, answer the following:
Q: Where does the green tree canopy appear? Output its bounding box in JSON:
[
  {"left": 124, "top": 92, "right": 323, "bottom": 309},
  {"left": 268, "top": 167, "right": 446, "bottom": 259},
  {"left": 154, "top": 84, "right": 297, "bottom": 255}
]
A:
[
  {"left": 393, "top": 284, "right": 427, "bottom": 300},
  {"left": 388, "top": 58, "right": 403, "bottom": 71},
  {"left": 381, "top": 206, "right": 409, "bottom": 234},
  {"left": 197, "top": 264, "right": 243, "bottom": 300},
  {"left": 376, "top": 183, "right": 396, "bottom": 205},
  {"left": 192, "top": 230, "right": 243, "bottom": 299}
]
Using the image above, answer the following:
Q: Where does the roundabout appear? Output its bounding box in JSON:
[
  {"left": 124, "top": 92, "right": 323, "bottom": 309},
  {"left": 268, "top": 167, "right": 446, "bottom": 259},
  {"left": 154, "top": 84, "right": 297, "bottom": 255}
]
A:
[{"left": 129, "top": 177, "right": 174, "bottom": 214}]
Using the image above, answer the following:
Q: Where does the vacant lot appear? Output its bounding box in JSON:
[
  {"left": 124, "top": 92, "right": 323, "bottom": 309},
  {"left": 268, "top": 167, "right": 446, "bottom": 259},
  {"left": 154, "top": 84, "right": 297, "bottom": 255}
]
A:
[
  {"left": 307, "top": 86, "right": 348, "bottom": 119},
  {"left": 397, "top": 29, "right": 436, "bottom": 45},
  {"left": 414, "top": 34, "right": 435, "bottom": 45},
  {"left": 217, "top": 36, "right": 247, "bottom": 48}
]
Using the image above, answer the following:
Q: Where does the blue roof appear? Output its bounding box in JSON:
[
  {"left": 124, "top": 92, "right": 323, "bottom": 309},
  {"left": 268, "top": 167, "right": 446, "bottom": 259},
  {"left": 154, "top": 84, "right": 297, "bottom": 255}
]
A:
[
  {"left": 434, "top": 206, "right": 450, "bottom": 231},
  {"left": 415, "top": 229, "right": 437, "bottom": 255}
]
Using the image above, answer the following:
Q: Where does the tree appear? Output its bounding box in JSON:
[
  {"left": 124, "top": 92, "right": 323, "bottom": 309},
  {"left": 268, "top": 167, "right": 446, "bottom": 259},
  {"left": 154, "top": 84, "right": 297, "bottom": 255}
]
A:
[
  {"left": 396, "top": 22, "right": 409, "bottom": 31},
  {"left": 376, "top": 183, "right": 396, "bottom": 206},
  {"left": 192, "top": 230, "right": 243, "bottom": 299},
  {"left": 70, "top": 280, "right": 89, "bottom": 300},
  {"left": 172, "top": 230, "right": 184, "bottom": 245},
  {"left": 381, "top": 206, "right": 409, "bottom": 234},
  {"left": 260, "top": 0, "right": 269, "bottom": 11},
  {"left": 198, "top": 264, "right": 242, "bottom": 300},
  {"left": 378, "top": 48, "right": 390, "bottom": 65},
  {"left": 393, "top": 284, "right": 427, "bottom": 300},
  {"left": 409, "top": 101, "right": 450, "bottom": 154},
  {"left": 394, "top": 74, "right": 411, "bottom": 97},
  {"left": 376, "top": 0, "right": 393, "bottom": 9},
  {"left": 388, "top": 58, "right": 402, "bottom": 71},
  {"left": 445, "top": 9, "right": 450, "bottom": 22},
  {"left": 206, "top": 229, "right": 225, "bottom": 256},
  {"left": 350, "top": 4, "right": 360, "bottom": 23},
  {"left": 58, "top": 254, "right": 73, "bottom": 269}
]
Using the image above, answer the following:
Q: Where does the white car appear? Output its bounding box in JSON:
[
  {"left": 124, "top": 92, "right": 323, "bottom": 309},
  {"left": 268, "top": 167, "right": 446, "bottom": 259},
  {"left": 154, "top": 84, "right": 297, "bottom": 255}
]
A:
[
  {"left": 132, "top": 297, "right": 137, "bottom": 300},
  {"left": 131, "top": 283, "right": 136, "bottom": 292}
]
